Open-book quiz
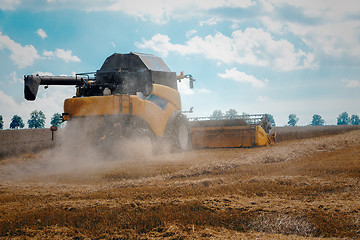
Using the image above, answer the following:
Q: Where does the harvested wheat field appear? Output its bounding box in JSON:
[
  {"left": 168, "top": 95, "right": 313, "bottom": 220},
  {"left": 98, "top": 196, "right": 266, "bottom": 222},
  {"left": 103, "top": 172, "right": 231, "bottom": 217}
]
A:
[{"left": 1, "top": 129, "right": 360, "bottom": 239}]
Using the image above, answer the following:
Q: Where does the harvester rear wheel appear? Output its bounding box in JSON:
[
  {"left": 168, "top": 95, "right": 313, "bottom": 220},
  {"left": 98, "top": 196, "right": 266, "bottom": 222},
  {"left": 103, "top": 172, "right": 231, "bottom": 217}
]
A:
[{"left": 172, "top": 115, "right": 191, "bottom": 151}]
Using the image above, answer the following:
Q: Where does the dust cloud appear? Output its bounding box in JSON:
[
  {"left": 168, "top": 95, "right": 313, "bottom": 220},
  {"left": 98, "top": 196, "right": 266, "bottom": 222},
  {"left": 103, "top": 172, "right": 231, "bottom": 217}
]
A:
[
  {"left": 2, "top": 121, "right": 359, "bottom": 183},
  {"left": 0, "top": 117, "right": 170, "bottom": 181}
]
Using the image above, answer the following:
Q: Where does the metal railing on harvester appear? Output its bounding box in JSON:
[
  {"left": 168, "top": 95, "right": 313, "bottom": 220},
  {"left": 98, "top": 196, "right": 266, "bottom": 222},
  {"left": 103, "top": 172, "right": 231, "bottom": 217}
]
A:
[{"left": 188, "top": 114, "right": 267, "bottom": 125}]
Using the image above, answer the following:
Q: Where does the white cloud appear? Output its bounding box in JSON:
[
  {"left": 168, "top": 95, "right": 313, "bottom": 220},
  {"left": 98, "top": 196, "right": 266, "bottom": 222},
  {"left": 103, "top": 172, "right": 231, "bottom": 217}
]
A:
[
  {"left": 136, "top": 34, "right": 180, "bottom": 57},
  {"left": 231, "top": 22, "right": 241, "bottom": 30},
  {"left": 260, "top": 0, "right": 274, "bottom": 11},
  {"left": 259, "top": 16, "right": 286, "bottom": 35},
  {"left": 218, "top": 68, "right": 266, "bottom": 88},
  {"left": 43, "top": 49, "right": 81, "bottom": 63},
  {"left": 0, "top": 32, "right": 81, "bottom": 68},
  {"left": 177, "top": 77, "right": 210, "bottom": 95},
  {"left": 0, "top": 0, "right": 21, "bottom": 10},
  {"left": 3, "top": 0, "right": 254, "bottom": 23},
  {"left": 36, "top": 29, "right": 48, "bottom": 39},
  {"left": 266, "top": 0, "right": 360, "bottom": 20},
  {"left": 186, "top": 30, "right": 197, "bottom": 38},
  {"left": 2, "top": 0, "right": 356, "bottom": 66},
  {"left": 8, "top": 71, "right": 22, "bottom": 84},
  {"left": 104, "top": 0, "right": 254, "bottom": 23},
  {"left": 34, "top": 71, "right": 54, "bottom": 76},
  {"left": 0, "top": 32, "right": 40, "bottom": 68},
  {"left": 198, "top": 88, "right": 211, "bottom": 94},
  {"left": 199, "top": 17, "right": 218, "bottom": 26},
  {"left": 257, "top": 96, "right": 269, "bottom": 102},
  {"left": 43, "top": 51, "right": 53, "bottom": 57},
  {"left": 261, "top": 1, "right": 360, "bottom": 60},
  {"left": 295, "top": 22, "right": 360, "bottom": 58},
  {"left": 342, "top": 79, "right": 360, "bottom": 88},
  {"left": 137, "top": 28, "right": 317, "bottom": 71}
]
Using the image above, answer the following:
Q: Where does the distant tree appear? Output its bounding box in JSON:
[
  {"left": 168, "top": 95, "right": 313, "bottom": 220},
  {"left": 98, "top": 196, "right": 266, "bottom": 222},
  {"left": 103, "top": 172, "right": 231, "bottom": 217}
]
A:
[
  {"left": 288, "top": 114, "right": 299, "bottom": 126},
  {"left": 337, "top": 112, "right": 350, "bottom": 125},
  {"left": 266, "top": 114, "right": 275, "bottom": 126},
  {"left": 350, "top": 114, "right": 360, "bottom": 125},
  {"left": 28, "top": 110, "right": 46, "bottom": 129},
  {"left": 10, "top": 115, "right": 24, "bottom": 129},
  {"left": 0, "top": 115, "right": 3, "bottom": 129},
  {"left": 50, "top": 113, "right": 63, "bottom": 127},
  {"left": 310, "top": 114, "right": 325, "bottom": 126},
  {"left": 225, "top": 109, "right": 238, "bottom": 119},
  {"left": 210, "top": 110, "right": 223, "bottom": 120}
]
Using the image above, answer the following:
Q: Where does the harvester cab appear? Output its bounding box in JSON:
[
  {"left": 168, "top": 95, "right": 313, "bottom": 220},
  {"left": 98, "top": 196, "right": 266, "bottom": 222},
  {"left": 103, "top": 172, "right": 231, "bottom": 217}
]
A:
[{"left": 24, "top": 52, "right": 193, "bottom": 151}]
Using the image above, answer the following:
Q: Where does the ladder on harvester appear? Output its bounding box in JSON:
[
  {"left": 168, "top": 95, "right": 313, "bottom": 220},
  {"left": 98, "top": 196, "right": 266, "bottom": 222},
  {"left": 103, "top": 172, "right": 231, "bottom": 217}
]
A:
[{"left": 118, "top": 93, "right": 132, "bottom": 115}]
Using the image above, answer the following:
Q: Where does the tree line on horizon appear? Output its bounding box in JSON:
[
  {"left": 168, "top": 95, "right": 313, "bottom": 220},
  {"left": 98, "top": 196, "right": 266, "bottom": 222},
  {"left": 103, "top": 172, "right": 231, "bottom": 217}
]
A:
[
  {"left": 209, "top": 109, "right": 360, "bottom": 127},
  {"left": 0, "top": 111, "right": 62, "bottom": 130},
  {"left": 286, "top": 112, "right": 360, "bottom": 126},
  {"left": 0, "top": 110, "right": 359, "bottom": 130}
]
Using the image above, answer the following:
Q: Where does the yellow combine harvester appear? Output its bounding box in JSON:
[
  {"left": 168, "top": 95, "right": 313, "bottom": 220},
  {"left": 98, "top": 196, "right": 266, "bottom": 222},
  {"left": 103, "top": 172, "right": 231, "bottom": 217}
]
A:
[{"left": 23, "top": 52, "right": 274, "bottom": 151}]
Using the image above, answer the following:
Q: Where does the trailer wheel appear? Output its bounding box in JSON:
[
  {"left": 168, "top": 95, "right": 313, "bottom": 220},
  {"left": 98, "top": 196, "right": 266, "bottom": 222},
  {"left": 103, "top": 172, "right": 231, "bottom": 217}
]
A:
[{"left": 172, "top": 115, "right": 191, "bottom": 151}]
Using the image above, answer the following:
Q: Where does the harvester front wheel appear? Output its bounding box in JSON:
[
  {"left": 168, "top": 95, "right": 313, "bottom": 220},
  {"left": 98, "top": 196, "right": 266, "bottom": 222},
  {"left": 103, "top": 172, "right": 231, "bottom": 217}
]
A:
[{"left": 172, "top": 115, "right": 191, "bottom": 151}]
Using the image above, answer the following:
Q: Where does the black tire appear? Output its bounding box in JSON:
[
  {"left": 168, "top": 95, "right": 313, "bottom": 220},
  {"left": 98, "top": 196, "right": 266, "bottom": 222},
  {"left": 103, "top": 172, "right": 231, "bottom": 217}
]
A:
[{"left": 171, "top": 115, "right": 192, "bottom": 151}]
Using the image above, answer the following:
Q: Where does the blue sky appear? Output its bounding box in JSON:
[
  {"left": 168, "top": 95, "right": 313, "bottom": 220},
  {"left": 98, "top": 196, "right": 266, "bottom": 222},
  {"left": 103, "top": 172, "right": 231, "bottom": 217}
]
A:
[{"left": 0, "top": 0, "right": 359, "bottom": 127}]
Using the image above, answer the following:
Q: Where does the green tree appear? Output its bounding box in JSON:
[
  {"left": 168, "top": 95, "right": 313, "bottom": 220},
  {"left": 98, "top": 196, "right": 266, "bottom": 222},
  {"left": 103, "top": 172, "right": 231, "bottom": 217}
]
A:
[
  {"left": 50, "top": 113, "right": 63, "bottom": 127},
  {"left": 0, "top": 115, "right": 3, "bottom": 130},
  {"left": 28, "top": 110, "right": 46, "bottom": 129},
  {"left": 288, "top": 114, "right": 299, "bottom": 126},
  {"left": 210, "top": 110, "right": 223, "bottom": 120},
  {"left": 310, "top": 114, "right": 325, "bottom": 126},
  {"left": 337, "top": 112, "right": 350, "bottom": 125},
  {"left": 225, "top": 109, "right": 238, "bottom": 119},
  {"left": 350, "top": 114, "right": 360, "bottom": 125},
  {"left": 266, "top": 114, "right": 275, "bottom": 126},
  {"left": 10, "top": 115, "right": 24, "bottom": 129}
]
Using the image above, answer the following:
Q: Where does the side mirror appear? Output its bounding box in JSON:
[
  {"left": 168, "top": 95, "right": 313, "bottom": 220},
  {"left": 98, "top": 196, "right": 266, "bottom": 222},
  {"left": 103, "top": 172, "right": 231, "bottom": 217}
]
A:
[
  {"left": 176, "top": 72, "right": 195, "bottom": 89},
  {"left": 186, "top": 74, "right": 195, "bottom": 89}
]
